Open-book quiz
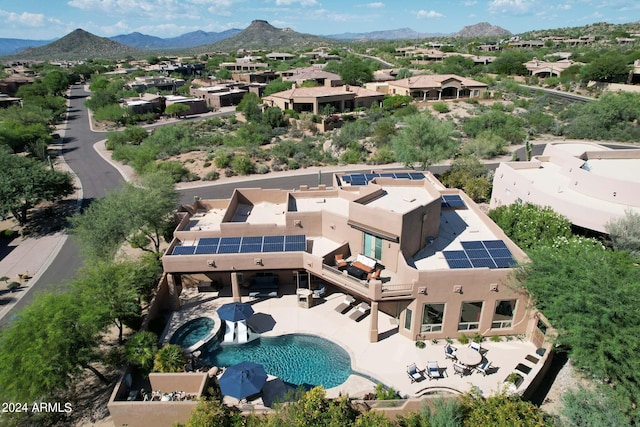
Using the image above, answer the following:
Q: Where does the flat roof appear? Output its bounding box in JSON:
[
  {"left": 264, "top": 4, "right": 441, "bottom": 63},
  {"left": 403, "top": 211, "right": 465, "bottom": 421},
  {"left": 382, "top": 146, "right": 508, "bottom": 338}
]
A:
[
  {"left": 364, "top": 186, "right": 434, "bottom": 214},
  {"left": 552, "top": 142, "right": 610, "bottom": 156},
  {"left": 584, "top": 158, "right": 640, "bottom": 183},
  {"left": 231, "top": 202, "right": 287, "bottom": 226},
  {"left": 293, "top": 195, "right": 349, "bottom": 217}
]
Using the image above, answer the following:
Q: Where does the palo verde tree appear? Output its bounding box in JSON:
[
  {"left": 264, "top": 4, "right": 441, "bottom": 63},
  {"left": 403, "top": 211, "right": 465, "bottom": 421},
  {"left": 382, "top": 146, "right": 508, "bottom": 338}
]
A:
[
  {"left": 606, "top": 209, "right": 640, "bottom": 259},
  {"left": 0, "top": 291, "right": 108, "bottom": 402},
  {"left": 70, "top": 172, "right": 178, "bottom": 259},
  {"left": 391, "top": 113, "right": 457, "bottom": 169},
  {"left": 0, "top": 147, "right": 75, "bottom": 225}
]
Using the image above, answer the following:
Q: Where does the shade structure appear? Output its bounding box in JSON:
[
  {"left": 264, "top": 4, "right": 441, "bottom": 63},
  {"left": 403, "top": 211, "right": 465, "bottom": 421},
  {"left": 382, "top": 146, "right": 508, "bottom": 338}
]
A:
[
  {"left": 217, "top": 302, "right": 254, "bottom": 322},
  {"left": 218, "top": 361, "right": 268, "bottom": 399}
]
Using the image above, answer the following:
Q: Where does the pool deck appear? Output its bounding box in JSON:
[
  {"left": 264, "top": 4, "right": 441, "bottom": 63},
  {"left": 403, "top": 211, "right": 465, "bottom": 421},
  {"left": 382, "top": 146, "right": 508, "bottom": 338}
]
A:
[{"left": 170, "top": 286, "right": 545, "bottom": 401}]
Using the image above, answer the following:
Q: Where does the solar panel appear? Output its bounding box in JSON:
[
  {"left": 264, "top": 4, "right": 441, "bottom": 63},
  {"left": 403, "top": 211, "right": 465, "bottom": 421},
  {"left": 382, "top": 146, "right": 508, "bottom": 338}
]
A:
[
  {"left": 442, "top": 194, "right": 465, "bottom": 208},
  {"left": 443, "top": 250, "right": 468, "bottom": 260},
  {"left": 409, "top": 172, "right": 425, "bottom": 180},
  {"left": 263, "top": 235, "right": 285, "bottom": 244},
  {"left": 446, "top": 258, "right": 473, "bottom": 269},
  {"left": 470, "top": 258, "right": 497, "bottom": 268},
  {"left": 493, "top": 257, "right": 517, "bottom": 268},
  {"left": 482, "top": 240, "right": 508, "bottom": 249},
  {"left": 341, "top": 175, "right": 352, "bottom": 183},
  {"left": 240, "top": 243, "right": 262, "bottom": 253},
  {"left": 461, "top": 241, "right": 485, "bottom": 250},
  {"left": 220, "top": 237, "right": 241, "bottom": 245},
  {"left": 217, "top": 244, "right": 239, "bottom": 254},
  {"left": 172, "top": 245, "right": 196, "bottom": 255},
  {"left": 487, "top": 248, "right": 513, "bottom": 259},
  {"left": 466, "top": 248, "right": 490, "bottom": 259},
  {"left": 350, "top": 177, "right": 367, "bottom": 186},
  {"left": 241, "top": 236, "right": 262, "bottom": 245},
  {"left": 394, "top": 172, "right": 410, "bottom": 179},
  {"left": 262, "top": 242, "right": 284, "bottom": 252},
  {"left": 285, "top": 242, "right": 306, "bottom": 251},
  {"left": 198, "top": 237, "right": 219, "bottom": 246},
  {"left": 380, "top": 173, "right": 395, "bottom": 178},
  {"left": 365, "top": 173, "right": 378, "bottom": 180},
  {"left": 195, "top": 245, "right": 218, "bottom": 254},
  {"left": 285, "top": 234, "right": 306, "bottom": 243}
]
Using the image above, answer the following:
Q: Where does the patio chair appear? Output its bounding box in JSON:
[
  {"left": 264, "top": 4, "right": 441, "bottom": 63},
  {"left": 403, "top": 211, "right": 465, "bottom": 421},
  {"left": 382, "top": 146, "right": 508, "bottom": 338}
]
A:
[
  {"left": 444, "top": 343, "right": 458, "bottom": 360},
  {"left": 406, "top": 363, "right": 426, "bottom": 383},
  {"left": 426, "top": 361, "right": 443, "bottom": 380},
  {"left": 335, "top": 253, "right": 348, "bottom": 270},
  {"left": 349, "top": 302, "right": 371, "bottom": 322},
  {"left": 469, "top": 341, "right": 486, "bottom": 354},
  {"left": 334, "top": 295, "right": 356, "bottom": 314},
  {"left": 453, "top": 362, "right": 471, "bottom": 377},
  {"left": 367, "top": 268, "right": 381, "bottom": 282},
  {"left": 475, "top": 360, "right": 493, "bottom": 376},
  {"left": 223, "top": 320, "right": 236, "bottom": 343},
  {"left": 237, "top": 320, "right": 248, "bottom": 344}
]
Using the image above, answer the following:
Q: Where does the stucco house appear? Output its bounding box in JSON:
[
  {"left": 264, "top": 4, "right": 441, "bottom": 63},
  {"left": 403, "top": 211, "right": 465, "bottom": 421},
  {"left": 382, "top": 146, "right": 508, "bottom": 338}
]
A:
[
  {"left": 387, "top": 74, "right": 488, "bottom": 101},
  {"left": 263, "top": 84, "right": 384, "bottom": 114}
]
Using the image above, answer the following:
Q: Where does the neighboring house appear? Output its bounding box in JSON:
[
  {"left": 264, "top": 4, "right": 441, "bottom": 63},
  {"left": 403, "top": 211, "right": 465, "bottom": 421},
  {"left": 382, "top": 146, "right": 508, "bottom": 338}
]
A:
[
  {"left": 0, "top": 74, "right": 34, "bottom": 96},
  {"left": 629, "top": 59, "right": 640, "bottom": 84},
  {"left": 524, "top": 58, "right": 581, "bottom": 78},
  {"left": 232, "top": 70, "right": 279, "bottom": 84},
  {"left": 508, "top": 40, "right": 545, "bottom": 48},
  {"left": 263, "top": 84, "right": 384, "bottom": 114},
  {"left": 221, "top": 58, "right": 269, "bottom": 72},
  {"left": 127, "top": 76, "right": 184, "bottom": 93},
  {"left": 190, "top": 84, "right": 249, "bottom": 109},
  {"left": 491, "top": 141, "right": 640, "bottom": 234},
  {"left": 282, "top": 70, "right": 342, "bottom": 87},
  {"left": 266, "top": 52, "right": 296, "bottom": 61},
  {"left": 387, "top": 74, "right": 488, "bottom": 101},
  {"left": 159, "top": 172, "right": 543, "bottom": 344},
  {"left": 0, "top": 94, "right": 22, "bottom": 108},
  {"left": 164, "top": 95, "right": 208, "bottom": 115},
  {"left": 122, "top": 93, "right": 164, "bottom": 114}
]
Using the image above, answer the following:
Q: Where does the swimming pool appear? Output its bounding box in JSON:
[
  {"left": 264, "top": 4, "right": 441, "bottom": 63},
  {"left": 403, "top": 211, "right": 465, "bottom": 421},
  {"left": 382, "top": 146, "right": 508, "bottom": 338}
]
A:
[
  {"left": 169, "top": 317, "right": 216, "bottom": 349},
  {"left": 201, "top": 334, "right": 352, "bottom": 389}
]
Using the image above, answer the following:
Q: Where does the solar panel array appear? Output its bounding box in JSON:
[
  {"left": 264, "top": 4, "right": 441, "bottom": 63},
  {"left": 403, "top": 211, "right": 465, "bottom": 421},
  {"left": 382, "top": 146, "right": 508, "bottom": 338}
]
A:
[
  {"left": 171, "top": 234, "right": 306, "bottom": 255},
  {"left": 341, "top": 172, "right": 425, "bottom": 186},
  {"left": 443, "top": 240, "right": 516, "bottom": 269},
  {"left": 441, "top": 194, "right": 466, "bottom": 208}
]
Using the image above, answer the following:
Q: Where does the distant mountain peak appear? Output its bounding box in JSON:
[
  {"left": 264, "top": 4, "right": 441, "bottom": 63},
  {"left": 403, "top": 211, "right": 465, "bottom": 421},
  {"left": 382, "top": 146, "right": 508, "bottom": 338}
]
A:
[{"left": 453, "top": 22, "right": 511, "bottom": 38}]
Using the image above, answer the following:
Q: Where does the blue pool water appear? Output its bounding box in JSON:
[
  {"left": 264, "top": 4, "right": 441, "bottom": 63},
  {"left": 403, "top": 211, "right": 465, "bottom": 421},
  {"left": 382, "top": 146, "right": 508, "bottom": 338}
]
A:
[
  {"left": 169, "top": 317, "right": 215, "bottom": 348},
  {"left": 201, "top": 334, "right": 352, "bottom": 388}
]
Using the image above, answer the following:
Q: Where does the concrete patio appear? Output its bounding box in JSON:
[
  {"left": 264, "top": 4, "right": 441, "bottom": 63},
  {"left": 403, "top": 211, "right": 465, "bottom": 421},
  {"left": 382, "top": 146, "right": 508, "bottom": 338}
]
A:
[{"left": 166, "top": 286, "right": 547, "bottom": 400}]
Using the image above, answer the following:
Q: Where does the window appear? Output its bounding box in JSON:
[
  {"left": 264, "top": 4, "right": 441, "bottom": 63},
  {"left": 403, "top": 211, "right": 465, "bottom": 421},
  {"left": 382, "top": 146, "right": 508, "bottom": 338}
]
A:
[
  {"left": 421, "top": 303, "right": 445, "bottom": 333},
  {"left": 458, "top": 301, "right": 483, "bottom": 331},
  {"left": 492, "top": 299, "right": 516, "bottom": 329},
  {"left": 363, "top": 233, "right": 382, "bottom": 260},
  {"left": 404, "top": 308, "right": 412, "bottom": 331}
]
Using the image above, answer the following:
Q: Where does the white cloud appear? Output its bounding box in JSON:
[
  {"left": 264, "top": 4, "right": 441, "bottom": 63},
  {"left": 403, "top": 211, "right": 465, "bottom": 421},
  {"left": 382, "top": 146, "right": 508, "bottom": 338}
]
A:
[
  {"left": 417, "top": 10, "right": 444, "bottom": 19},
  {"left": 275, "top": 0, "right": 319, "bottom": 6},
  {"left": 366, "top": 2, "right": 384, "bottom": 8},
  {"left": 488, "top": 0, "right": 535, "bottom": 14},
  {"left": 557, "top": 4, "right": 572, "bottom": 10},
  {"left": 0, "top": 9, "right": 45, "bottom": 27}
]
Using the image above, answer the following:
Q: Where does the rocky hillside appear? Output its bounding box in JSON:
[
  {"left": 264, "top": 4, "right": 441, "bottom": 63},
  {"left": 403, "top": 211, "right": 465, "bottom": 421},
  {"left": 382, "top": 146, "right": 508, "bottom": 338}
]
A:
[
  {"left": 453, "top": 22, "right": 511, "bottom": 38},
  {"left": 8, "top": 29, "right": 141, "bottom": 60},
  {"left": 197, "top": 20, "right": 333, "bottom": 52}
]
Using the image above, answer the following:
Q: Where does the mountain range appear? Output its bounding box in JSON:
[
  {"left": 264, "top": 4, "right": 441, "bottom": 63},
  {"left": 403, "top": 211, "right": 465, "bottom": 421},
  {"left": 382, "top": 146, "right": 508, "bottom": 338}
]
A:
[{"left": 0, "top": 21, "right": 513, "bottom": 57}]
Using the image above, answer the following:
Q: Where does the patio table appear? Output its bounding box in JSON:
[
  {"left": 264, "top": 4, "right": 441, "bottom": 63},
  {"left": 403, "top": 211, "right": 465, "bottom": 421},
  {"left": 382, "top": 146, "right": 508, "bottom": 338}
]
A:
[{"left": 456, "top": 347, "right": 482, "bottom": 367}]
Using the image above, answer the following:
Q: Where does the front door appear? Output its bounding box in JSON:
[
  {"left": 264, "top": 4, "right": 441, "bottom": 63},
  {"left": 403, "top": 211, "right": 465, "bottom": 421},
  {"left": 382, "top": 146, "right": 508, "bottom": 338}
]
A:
[{"left": 363, "top": 233, "right": 382, "bottom": 260}]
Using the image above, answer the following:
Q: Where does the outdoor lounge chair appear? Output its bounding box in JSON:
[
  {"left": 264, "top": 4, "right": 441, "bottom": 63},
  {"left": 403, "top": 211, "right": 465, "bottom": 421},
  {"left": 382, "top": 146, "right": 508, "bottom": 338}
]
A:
[
  {"left": 335, "top": 254, "right": 348, "bottom": 270},
  {"left": 469, "top": 341, "right": 486, "bottom": 354},
  {"left": 453, "top": 362, "right": 471, "bottom": 377},
  {"left": 237, "top": 320, "right": 248, "bottom": 344},
  {"left": 475, "top": 360, "right": 493, "bottom": 376},
  {"left": 367, "top": 268, "right": 381, "bottom": 282},
  {"left": 426, "top": 361, "right": 443, "bottom": 380},
  {"left": 406, "top": 363, "right": 426, "bottom": 383},
  {"left": 334, "top": 295, "right": 356, "bottom": 314},
  {"left": 223, "top": 320, "right": 236, "bottom": 343},
  {"left": 349, "top": 302, "right": 371, "bottom": 321},
  {"left": 444, "top": 343, "right": 457, "bottom": 360}
]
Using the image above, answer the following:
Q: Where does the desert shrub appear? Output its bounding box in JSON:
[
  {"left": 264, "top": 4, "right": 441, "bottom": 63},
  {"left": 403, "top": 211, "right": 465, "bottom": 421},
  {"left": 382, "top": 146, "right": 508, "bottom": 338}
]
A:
[
  {"left": 231, "top": 155, "right": 255, "bottom": 175},
  {"left": 459, "top": 130, "right": 508, "bottom": 159},
  {"left": 432, "top": 101, "right": 450, "bottom": 113},
  {"left": 203, "top": 171, "right": 220, "bottom": 181}
]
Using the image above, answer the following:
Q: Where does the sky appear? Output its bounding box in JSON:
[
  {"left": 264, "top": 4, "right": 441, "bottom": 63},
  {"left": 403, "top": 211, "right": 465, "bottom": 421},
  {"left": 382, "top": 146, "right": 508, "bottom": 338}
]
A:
[{"left": 1, "top": 0, "right": 639, "bottom": 40}]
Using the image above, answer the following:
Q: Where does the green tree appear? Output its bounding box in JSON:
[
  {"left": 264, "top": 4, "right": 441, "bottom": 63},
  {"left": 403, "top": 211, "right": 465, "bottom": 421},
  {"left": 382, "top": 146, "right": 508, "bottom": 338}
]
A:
[
  {"left": 460, "top": 390, "right": 553, "bottom": 426},
  {"left": 489, "top": 50, "right": 531, "bottom": 75},
  {"left": 462, "top": 110, "right": 526, "bottom": 145},
  {"left": 237, "top": 92, "right": 262, "bottom": 122},
  {"left": 216, "top": 67, "right": 232, "bottom": 80},
  {"left": 93, "top": 104, "right": 134, "bottom": 125},
  {"left": 263, "top": 78, "right": 294, "bottom": 96},
  {"left": 70, "top": 173, "right": 178, "bottom": 259},
  {"left": 165, "top": 103, "right": 190, "bottom": 118},
  {"left": 262, "top": 106, "right": 288, "bottom": 129},
  {"left": 125, "top": 331, "right": 159, "bottom": 374},
  {"left": 459, "top": 131, "right": 508, "bottom": 159},
  {"left": 606, "top": 210, "right": 640, "bottom": 259},
  {"left": 153, "top": 344, "right": 186, "bottom": 373},
  {"left": 42, "top": 70, "right": 69, "bottom": 96},
  {"left": 0, "top": 148, "right": 74, "bottom": 225},
  {"left": 396, "top": 68, "right": 413, "bottom": 80},
  {"left": 579, "top": 52, "right": 630, "bottom": 83},
  {"left": 0, "top": 292, "right": 108, "bottom": 402},
  {"left": 441, "top": 156, "right": 492, "bottom": 203},
  {"left": 179, "top": 398, "right": 238, "bottom": 427},
  {"left": 391, "top": 113, "right": 456, "bottom": 169},
  {"left": 487, "top": 203, "right": 572, "bottom": 250},
  {"left": 0, "top": 115, "right": 52, "bottom": 158},
  {"left": 327, "top": 55, "right": 374, "bottom": 86},
  {"left": 561, "top": 387, "right": 633, "bottom": 427}
]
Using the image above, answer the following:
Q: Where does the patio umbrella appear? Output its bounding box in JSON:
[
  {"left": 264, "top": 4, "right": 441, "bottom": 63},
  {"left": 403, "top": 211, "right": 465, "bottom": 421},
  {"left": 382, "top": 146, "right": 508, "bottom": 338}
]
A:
[
  {"left": 218, "top": 361, "right": 268, "bottom": 399},
  {"left": 217, "top": 302, "right": 254, "bottom": 322}
]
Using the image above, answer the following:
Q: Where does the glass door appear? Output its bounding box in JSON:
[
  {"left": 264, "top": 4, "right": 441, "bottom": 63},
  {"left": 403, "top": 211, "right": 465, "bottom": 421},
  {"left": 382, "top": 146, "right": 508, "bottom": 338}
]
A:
[{"left": 363, "top": 233, "right": 382, "bottom": 260}]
